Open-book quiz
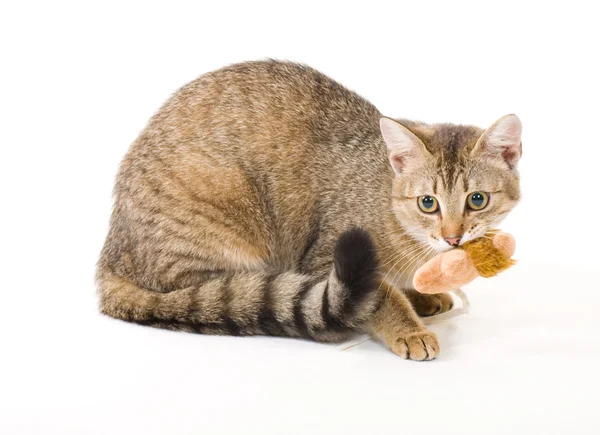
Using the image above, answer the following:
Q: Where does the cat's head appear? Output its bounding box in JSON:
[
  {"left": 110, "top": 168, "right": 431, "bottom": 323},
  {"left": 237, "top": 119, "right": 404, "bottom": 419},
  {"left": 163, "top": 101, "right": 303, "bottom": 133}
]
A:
[{"left": 380, "top": 115, "right": 522, "bottom": 252}]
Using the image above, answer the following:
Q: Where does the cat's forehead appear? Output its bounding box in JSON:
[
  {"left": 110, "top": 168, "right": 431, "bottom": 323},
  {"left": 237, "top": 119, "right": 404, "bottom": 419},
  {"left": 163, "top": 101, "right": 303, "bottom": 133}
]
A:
[
  {"left": 401, "top": 120, "right": 484, "bottom": 157},
  {"left": 427, "top": 124, "right": 483, "bottom": 154},
  {"left": 423, "top": 124, "right": 485, "bottom": 191},
  {"left": 397, "top": 120, "right": 510, "bottom": 193}
]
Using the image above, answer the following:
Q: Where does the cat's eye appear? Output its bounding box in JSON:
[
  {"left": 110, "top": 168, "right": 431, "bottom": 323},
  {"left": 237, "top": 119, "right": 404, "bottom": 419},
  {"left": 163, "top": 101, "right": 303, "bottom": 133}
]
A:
[
  {"left": 466, "top": 192, "right": 489, "bottom": 211},
  {"left": 418, "top": 195, "right": 439, "bottom": 213}
]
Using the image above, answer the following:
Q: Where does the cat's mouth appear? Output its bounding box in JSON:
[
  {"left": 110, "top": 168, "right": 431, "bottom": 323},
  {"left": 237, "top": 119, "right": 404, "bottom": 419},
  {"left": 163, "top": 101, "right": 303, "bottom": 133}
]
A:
[{"left": 428, "top": 238, "right": 456, "bottom": 253}]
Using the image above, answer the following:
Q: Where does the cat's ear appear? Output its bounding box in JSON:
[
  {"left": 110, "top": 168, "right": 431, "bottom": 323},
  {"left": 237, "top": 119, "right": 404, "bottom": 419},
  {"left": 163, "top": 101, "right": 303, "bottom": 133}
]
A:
[
  {"left": 380, "top": 118, "right": 429, "bottom": 175},
  {"left": 473, "top": 114, "right": 522, "bottom": 169}
]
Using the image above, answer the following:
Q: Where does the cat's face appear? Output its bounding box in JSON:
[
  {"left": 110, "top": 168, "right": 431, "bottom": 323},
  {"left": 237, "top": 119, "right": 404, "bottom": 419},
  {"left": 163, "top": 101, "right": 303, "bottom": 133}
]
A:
[{"left": 381, "top": 115, "right": 522, "bottom": 252}]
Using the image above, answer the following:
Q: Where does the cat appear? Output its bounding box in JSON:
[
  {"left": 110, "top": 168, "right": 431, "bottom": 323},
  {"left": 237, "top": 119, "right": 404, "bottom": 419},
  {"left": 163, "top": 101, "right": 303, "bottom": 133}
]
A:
[{"left": 97, "top": 60, "right": 521, "bottom": 360}]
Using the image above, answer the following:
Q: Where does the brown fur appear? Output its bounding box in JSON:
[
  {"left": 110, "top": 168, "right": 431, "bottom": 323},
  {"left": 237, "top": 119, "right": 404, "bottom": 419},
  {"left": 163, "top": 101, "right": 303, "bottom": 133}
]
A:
[{"left": 97, "top": 60, "right": 521, "bottom": 359}]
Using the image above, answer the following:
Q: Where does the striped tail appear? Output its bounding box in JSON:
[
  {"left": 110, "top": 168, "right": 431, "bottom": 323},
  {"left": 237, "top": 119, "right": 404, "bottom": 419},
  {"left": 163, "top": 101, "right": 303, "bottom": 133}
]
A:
[{"left": 97, "top": 228, "right": 379, "bottom": 342}]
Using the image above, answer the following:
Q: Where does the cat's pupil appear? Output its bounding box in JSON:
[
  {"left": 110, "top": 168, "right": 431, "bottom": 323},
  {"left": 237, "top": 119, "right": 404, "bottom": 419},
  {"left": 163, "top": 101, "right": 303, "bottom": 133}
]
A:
[
  {"left": 422, "top": 196, "right": 435, "bottom": 209},
  {"left": 471, "top": 193, "right": 484, "bottom": 207}
]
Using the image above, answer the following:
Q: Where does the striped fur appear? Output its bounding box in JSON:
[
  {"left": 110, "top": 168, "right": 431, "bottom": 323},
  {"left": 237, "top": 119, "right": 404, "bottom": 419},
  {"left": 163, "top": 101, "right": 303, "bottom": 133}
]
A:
[{"left": 98, "top": 228, "right": 379, "bottom": 342}]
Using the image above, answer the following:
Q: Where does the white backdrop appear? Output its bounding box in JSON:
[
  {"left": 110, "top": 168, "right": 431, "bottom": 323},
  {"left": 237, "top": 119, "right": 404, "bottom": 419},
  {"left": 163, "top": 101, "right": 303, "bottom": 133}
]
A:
[{"left": 1, "top": 1, "right": 599, "bottom": 434}]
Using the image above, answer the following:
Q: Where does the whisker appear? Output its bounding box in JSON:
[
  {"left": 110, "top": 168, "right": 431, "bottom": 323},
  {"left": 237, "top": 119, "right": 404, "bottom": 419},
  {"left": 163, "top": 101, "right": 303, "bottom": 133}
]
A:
[
  {"left": 404, "top": 247, "right": 435, "bottom": 291},
  {"left": 378, "top": 240, "right": 421, "bottom": 268},
  {"left": 385, "top": 245, "right": 431, "bottom": 297},
  {"left": 376, "top": 243, "right": 425, "bottom": 303},
  {"left": 379, "top": 243, "right": 428, "bottom": 302}
]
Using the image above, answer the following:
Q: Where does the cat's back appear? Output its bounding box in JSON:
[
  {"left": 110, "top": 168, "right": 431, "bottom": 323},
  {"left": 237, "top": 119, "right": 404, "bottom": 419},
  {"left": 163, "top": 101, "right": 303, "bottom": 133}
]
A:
[
  {"left": 180, "top": 60, "right": 379, "bottom": 123},
  {"left": 108, "top": 61, "right": 388, "bottom": 273},
  {"left": 142, "top": 60, "right": 382, "bottom": 155},
  {"left": 119, "top": 60, "right": 386, "bottom": 218}
]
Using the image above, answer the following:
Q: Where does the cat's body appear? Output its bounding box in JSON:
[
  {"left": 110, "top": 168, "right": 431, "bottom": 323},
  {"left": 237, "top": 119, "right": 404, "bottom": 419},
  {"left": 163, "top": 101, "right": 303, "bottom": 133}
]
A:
[{"left": 97, "top": 60, "right": 521, "bottom": 359}]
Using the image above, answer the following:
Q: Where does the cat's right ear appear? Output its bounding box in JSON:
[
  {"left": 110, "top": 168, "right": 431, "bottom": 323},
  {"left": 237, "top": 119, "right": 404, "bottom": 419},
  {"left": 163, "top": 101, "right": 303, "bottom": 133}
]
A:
[
  {"left": 472, "top": 114, "right": 522, "bottom": 170},
  {"left": 380, "top": 118, "right": 428, "bottom": 175}
]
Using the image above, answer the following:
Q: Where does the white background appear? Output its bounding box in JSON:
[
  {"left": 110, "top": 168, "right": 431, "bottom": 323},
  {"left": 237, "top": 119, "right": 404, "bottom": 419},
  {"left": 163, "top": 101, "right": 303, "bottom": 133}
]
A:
[{"left": 1, "top": 1, "right": 599, "bottom": 434}]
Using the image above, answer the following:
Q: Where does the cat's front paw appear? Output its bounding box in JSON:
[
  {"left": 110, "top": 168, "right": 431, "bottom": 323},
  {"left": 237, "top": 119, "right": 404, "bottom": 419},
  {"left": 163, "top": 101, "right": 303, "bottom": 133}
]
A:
[
  {"left": 405, "top": 290, "right": 454, "bottom": 317},
  {"left": 391, "top": 330, "right": 439, "bottom": 361}
]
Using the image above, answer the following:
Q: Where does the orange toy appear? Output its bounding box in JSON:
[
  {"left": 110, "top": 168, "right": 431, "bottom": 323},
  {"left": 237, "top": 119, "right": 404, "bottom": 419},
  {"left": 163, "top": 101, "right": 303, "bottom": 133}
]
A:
[{"left": 413, "top": 231, "right": 516, "bottom": 295}]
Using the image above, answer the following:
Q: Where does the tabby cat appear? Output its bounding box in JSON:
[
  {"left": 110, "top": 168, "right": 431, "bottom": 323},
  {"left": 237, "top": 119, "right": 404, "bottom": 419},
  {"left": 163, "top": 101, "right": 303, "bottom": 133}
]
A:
[{"left": 97, "top": 60, "right": 521, "bottom": 360}]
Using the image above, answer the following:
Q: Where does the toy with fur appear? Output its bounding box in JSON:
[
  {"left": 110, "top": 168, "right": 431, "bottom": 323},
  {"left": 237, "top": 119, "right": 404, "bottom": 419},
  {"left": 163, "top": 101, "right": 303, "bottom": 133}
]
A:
[{"left": 413, "top": 231, "right": 516, "bottom": 294}]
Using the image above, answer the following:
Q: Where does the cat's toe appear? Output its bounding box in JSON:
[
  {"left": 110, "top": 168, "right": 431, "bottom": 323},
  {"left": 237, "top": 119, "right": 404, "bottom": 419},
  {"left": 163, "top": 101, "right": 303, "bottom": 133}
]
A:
[
  {"left": 435, "top": 292, "right": 454, "bottom": 315},
  {"left": 407, "top": 291, "right": 454, "bottom": 317},
  {"left": 391, "top": 330, "right": 439, "bottom": 361}
]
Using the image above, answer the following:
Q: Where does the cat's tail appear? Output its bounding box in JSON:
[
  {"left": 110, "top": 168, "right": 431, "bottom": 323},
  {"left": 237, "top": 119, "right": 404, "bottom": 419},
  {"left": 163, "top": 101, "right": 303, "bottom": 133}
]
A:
[{"left": 96, "top": 228, "right": 380, "bottom": 342}]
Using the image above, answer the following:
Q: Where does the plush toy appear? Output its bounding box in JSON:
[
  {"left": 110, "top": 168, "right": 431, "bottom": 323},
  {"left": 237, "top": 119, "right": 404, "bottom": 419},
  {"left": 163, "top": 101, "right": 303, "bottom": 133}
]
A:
[{"left": 413, "top": 231, "right": 516, "bottom": 295}]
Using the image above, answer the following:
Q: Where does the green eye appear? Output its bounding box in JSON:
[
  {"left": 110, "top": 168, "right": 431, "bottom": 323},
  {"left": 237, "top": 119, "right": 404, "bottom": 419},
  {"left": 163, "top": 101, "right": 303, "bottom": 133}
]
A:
[
  {"left": 418, "top": 195, "right": 439, "bottom": 213},
  {"left": 467, "top": 192, "right": 489, "bottom": 210}
]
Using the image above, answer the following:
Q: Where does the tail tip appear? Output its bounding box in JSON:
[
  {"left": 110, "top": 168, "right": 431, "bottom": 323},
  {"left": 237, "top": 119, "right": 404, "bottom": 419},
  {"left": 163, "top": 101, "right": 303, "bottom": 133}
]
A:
[{"left": 334, "top": 227, "right": 378, "bottom": 295}]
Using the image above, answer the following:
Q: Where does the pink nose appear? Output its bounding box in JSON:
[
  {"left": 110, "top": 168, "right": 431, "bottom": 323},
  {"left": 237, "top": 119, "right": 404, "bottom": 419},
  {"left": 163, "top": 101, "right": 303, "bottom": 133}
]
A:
[{"left": 444, "top": 237, "right": 461, "bottom": 247}]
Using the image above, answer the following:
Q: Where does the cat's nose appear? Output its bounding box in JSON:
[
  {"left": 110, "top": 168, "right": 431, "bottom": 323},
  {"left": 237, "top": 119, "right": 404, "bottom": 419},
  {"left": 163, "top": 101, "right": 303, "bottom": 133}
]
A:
[{"left": 444, "top": 237, "right": 462, "bottom": 247}]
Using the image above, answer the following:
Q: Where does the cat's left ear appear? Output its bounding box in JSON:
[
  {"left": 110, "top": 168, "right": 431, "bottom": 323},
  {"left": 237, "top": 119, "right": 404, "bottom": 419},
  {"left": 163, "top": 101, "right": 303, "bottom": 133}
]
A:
[{"left": 472, "top": 114, "right": 522, "bottom": 169}]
